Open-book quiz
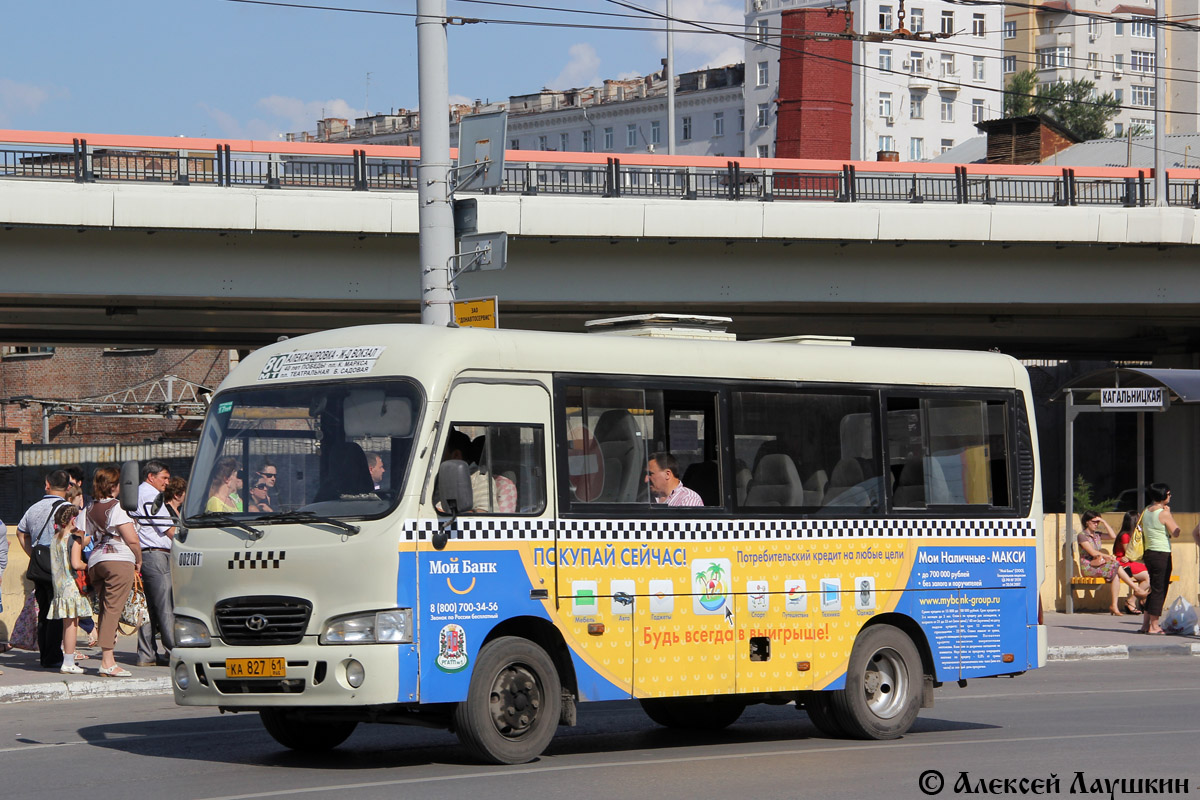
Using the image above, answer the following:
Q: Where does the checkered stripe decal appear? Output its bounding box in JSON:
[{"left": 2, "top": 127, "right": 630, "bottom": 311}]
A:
[
  {"left": 228, "top": 551, "right": 287, "bottom": 569},
  {"left": 404, "top": 517, "right": 1034, "bottom": 542}
]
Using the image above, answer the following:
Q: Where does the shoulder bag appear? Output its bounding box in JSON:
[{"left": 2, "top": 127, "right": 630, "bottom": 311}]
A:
[
  {"left": 1124, "top": 511, "right": 1146, "bottom": 563},
  {"left": 25, "top": 499, "right": 67, "bottom": 583}
]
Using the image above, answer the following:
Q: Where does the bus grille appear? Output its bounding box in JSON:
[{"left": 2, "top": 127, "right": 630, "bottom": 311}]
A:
[{"left": 214, "top": 596, "right": 312, "bottom": 645}]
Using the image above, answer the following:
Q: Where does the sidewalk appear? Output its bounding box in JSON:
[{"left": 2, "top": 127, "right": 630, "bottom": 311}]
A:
[{"left": 2, "top": 612, "right": 1198, "bottom": 705}]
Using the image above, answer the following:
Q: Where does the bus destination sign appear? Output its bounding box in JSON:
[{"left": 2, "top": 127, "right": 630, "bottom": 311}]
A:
[{"left": 454, "top": 296, "right": 498, "bottom": 329}]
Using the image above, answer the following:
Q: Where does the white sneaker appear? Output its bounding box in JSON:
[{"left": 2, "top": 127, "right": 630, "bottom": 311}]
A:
[{"left": 60, "top": 663, "right": 84, "bottom": 675}]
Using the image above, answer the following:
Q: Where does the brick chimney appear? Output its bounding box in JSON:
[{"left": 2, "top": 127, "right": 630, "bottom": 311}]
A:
[{"left": 775, "top": 8, "right": 854, "bottom": 160}]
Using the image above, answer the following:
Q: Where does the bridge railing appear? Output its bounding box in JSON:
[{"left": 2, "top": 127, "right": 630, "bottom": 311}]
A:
[{"left": 1, "top": 133, "right": 1198, "bottom": 209}]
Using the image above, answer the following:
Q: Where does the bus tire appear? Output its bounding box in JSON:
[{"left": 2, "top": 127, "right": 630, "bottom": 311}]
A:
[
  {"left": 640, "top": 696, "right": 746, "bottom": 731},
  {"left": 830, "top": 624, "right": 922, "bottom": 740},
  {"left": 453, "top": 636, "right": 562, "bottom": 764},
  {"left": 259, "top": 710, "right": 357, "bottom": 752},
  {"left": 802, "top": 692, "right": 847, "bottom": 737}
]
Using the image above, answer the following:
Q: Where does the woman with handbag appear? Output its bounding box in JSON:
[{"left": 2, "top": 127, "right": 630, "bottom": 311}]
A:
[
  {"left": 85, "top": 466, "right": 142, "bottom": 677},
  {"left": 46, "top": 503, "right": 94, "bottom": 674},
  {"left": 1113, "top": 510, "right": 1151, "bottom": 613},
  {"left": 1076, "top": 510, "right": 1148, "bottom": 615},
  {"left": 1139, "top": 483, "right": 1181, "bottom": 635}
]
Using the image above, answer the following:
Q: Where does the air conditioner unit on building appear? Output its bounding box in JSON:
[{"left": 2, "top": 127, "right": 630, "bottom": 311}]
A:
[
  {"left": 884, "top": 116, "right": 894, "bottom": 126},
  {"left": 1088, "top": 32, "right": 1098, "bottom": 42},
  {"left": 901, "top": 60, "right": 913, "bottom": 71},
  {"left": 1113, "top": 69, "right": 1123, "bottom": 78},
  {"left": 1094, "top": 70, "right": 1102, "bottom": 78},
  {"left": 753, "top": 0, "right": 766, "bottom": 10}
]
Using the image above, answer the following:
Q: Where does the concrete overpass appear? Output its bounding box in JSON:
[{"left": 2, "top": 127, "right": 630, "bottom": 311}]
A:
[{"left": 2, "top": 130, "right": 1199, "bottom": 358}]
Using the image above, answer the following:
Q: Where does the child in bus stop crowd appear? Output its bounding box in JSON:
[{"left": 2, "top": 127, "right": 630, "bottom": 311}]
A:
[{"left": 46, "top": 503, "right": 94, "bottom": 674}]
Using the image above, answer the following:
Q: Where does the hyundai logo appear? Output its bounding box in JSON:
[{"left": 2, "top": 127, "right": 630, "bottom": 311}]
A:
[{"left": 246, "top": 614, "right": 269, "bottom": 631}]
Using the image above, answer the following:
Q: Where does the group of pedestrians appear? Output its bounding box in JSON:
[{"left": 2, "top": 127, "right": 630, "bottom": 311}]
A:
[
  {"left": 6, "top": 463, "right": 182, "bottom": 676},
  {"left": 1077, "top": 482, "right": 1183, "bottom": 635}
]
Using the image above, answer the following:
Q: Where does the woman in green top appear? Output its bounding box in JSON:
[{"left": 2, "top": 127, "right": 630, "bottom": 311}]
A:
[{"left": 1140, "top": 482, "right": 1181, "bottom": 635}]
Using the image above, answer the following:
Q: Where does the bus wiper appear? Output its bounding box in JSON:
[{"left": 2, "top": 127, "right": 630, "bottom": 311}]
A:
[
  {"left": 254, "top": 511, "right": 361, "bottom": 535},
  {"left": 189, "top": 511, "right": 265, "bottom": 540}
]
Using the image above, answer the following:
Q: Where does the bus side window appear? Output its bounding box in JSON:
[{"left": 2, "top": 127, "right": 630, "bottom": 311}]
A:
[{"left": 442, "top": 423, "right": 546, "bottom": 515}]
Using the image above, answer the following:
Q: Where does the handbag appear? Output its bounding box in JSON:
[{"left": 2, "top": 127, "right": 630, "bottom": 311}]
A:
[
  {"left": 9, "top": 593, "right": 39, "bottom": 650},
  {"left": 117, "top": 573, "right": 151, "bottom": 636},
  {"left": 73, "top": 568, "right": 91, "bottom": 595},
  {"left": 25, "top": 499, "right": 68, "bottom": 583},
  {"left": 1125, "top": 511, "right": 1146, "bottom": 563}
]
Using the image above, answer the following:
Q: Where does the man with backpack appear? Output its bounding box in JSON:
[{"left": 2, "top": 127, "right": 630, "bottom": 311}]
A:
[{"left": 16, "top": 470, "right": 72, "bottom": 669}]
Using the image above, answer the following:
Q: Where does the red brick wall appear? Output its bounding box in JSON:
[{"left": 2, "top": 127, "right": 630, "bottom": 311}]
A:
[
  {"left": 0, "top": 348, "right": 228, "bottom": 461},
  {"left": 775, "top": 9, "right": 855, "bottom": 161}
]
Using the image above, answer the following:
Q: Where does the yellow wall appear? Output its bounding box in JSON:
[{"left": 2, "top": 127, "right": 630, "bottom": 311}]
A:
[{"left": 1045, "top": 513, "right": 1200, "bottom": 613}]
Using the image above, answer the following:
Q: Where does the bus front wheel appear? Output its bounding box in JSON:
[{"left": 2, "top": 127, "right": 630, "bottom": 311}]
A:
[
  {"left": 259, "top": 709, "right": 357, "bottom": 751},
  {"left": 831, "top": 624, "right": 923, "bottom": 740},
  {"left": 453, "top": 636, "right": 562, "bottom": 764},
  {"left": 640, "top": 696, "right": 746, "bottom": 730}
]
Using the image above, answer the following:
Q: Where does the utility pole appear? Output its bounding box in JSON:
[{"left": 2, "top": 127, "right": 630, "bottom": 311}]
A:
[
  {"left": 666, "top": 0, "right": 676, "bottom": 155},
  {"left": 416, "top": 0, "right": 455, "bottom": 325},
  {"left": 1153, "top": 0, "right": 1166, "bottom": 206}
]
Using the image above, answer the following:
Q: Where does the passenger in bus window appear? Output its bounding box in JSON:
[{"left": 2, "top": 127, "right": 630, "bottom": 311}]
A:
[
  {"left": 442, "top": 429, "right": 496, "bottom": 513},
  {"left": 206, "top": 457, "right": 243, "bottom": 513},
  {"left": 646, "top": 452, "right": 704, "bottom": 507},
  {"left": 366, "top": 452, "right": 386, "bottom": 491}
]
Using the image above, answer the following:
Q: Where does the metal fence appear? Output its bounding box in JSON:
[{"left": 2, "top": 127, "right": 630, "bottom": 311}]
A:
[{"left": 2, "top": 138, "right": 1198, "bottom": 209}]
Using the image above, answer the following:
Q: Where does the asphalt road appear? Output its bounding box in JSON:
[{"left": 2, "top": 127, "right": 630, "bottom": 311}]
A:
[{"left": 3, "top": 659, "right": 1199, "bottom": 800}]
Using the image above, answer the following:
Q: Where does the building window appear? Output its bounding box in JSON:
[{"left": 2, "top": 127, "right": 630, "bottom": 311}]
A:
[
  {"left": 756, "top": 18, "right": 769, "bottom": 43},
  {"left": 879, "top": 5, "right": 893, "bottom": 30},
  {"left": 940, "top": 53, "right": 955, "bottom": 76},
  {"left": 879, "top": 48, "right": 893, "bottom": 71},
  {"left": 756, "top": 103, "right": 770, "bottom": 127},
  {"left": 603, "top": 127, "right": 614, "bottom": 150},
  {"left": 1086, "top": 52, "right": 1100, "bottom": 72},
  {"left": 972, "top": 98, "right": 985, "bottom": 122},
  {"left": 509, "top": 138, "right": 520, "bottom": 150},
  {"left": 910, "top": 92, "right": 925, "bottom": 119},
  {"left": 1130, "top": 16, "right": 1153, "bottom": 37},
  {"left": 1114, "top": 88, "right": 1124, "bottom": 103},
  {"left": 626, "top": 123, "right": 637, "bottom": 148},
  {"left": 910, "top": 7, "right": 924, "bottom": 32},
  {"left": 909, "top": 137, "right": 924, "bottom": 161},
  {"left": 559, "top": 132, "right": 569, "bottom": 151},
  {"left": 972, "top": 56, "right": 985, "bottom": 81},
  {"left": 972, "top": 13, "right": 985, "bottom": 36},
  {"left": 1114, "top": 20, "right": 1124, "bottom": 36},
  {"left": 1087, "top": 18, "right": 1100, "bottom": 38},
  {"left": 2, "top": 346, "right": 55, "bottom": 358},
  {"left": 682, "top": 116, "right": 692, "bottom": 140},
  {"left": 879, "top": 92, "right": 893, "bottom": 117},
  {"left": 940, "top": 138, "right": 955, "bottom": 154},
  {"left": 1036, "top": 46, "right": 1071, "bottom": 70},
  {"left": 1114, "top": 54, "right": 1124, "bottom": 71},
  {"left": 1130, "top": 50, "right": 1155, "bottom": 73},
  {"left": 581, "top": 129, "right": 592, "bottom": 152},
  {"left": 757, "top": 60, "right": 769, "bottom": 86},
  {"left": 713, "top": 111, "right": 725, "bottom": 136},
  {"left": 940, "top": 10, "right": 954, "bottom": 34},
  {"left": 1131, "top": 85, "right": 1155, "bottom": 106},
  {"left": 940, "top": 95, "right": 954, "bottom": 122},
  {"left": 538, "top": 135, "right": 548, "bottom": 151},
  {"left": 739, "top": 109, "right": 745, "bottom": 132},
  {"left": 1114, "top": 122, "right": 1124, "bottom": 136},
  {"left": 878, "top": 135, "right": 895, "bottom": 152},
  {"left": 908, "top": 51, "right": 924, "bottom": 73},
  {"left": 1003, "top": 55, "right": 1016, "bottom": 73},
  {"left": 1131, "top": 118, "right": 1153, "bottom": 134},
  {"left": 1004, "top": 20, "right": 1016, "bottom": 38},
  {"left": 757, "top": 144, "right": 770, "bottom": 158},
  {"left": 650, "top": 121, "right": 661, "bottom": 145}
]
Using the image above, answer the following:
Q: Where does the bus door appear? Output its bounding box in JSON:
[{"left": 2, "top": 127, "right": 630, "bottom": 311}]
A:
[{"left": 416, "top": 378, "right": 554, "bottom": 703}]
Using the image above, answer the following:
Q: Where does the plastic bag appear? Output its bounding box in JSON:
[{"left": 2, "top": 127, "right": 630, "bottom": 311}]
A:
[
  {"left": 9, "top": 592, "right": 39, "bottom": 650},
  {"left": 1160, "top": 596, "right": 1199, "bottom": 635}
]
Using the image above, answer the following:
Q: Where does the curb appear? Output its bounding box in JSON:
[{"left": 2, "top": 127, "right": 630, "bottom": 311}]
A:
[
  {"left": 1047, "top": 642, "right": 1200, "bottom": 661},
  {"left": 0, "top": 676, "right": 170, "bottom": 704}
]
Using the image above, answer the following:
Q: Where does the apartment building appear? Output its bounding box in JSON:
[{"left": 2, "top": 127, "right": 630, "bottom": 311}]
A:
[
  {"left": 747, "top": 0, "right": 1004, "bottom": 160},
  {"left": 1003, "top": 0, "right": 1199, "bottom": 136}
]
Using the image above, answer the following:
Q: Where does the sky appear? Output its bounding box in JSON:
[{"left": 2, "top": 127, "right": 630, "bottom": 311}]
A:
[{"left": 1, "top": 0, "right": 746, "bottom": 140}]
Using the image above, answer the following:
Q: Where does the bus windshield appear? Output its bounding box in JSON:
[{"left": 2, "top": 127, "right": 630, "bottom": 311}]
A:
[{"left": 184, "top": 379, "right": 422, "bottom": 524}]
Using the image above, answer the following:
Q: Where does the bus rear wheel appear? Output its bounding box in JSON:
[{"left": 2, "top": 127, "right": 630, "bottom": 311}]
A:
[
  {"left": 453, "top": 636, "right": 562, "bottom": 764},
  {"left": 640, "top": 696, "right": 746, "bottom": 730},
  {"left": 259, "top": 709, "right": 357, "bottom": 752},
  {"left": 830, "top": 624, "right": 923, "bottom": 740}
]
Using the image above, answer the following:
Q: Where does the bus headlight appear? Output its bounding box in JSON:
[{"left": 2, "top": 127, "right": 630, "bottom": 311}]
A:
[
  {"left": 174, "top": 616, "right": 212, "bottom": 648},
  {"left": 320, "top": 609, "right": 412, "bottom": 644}
]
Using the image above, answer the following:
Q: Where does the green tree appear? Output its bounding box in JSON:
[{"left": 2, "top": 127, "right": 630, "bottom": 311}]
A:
[
  {"left": 1004, "top": 69, "right": 1038, "bottom": 117},
  {"left": 1073, "top": 474, "right": 1117, "bottom": 514},
  {"left": 1033, "top": 79, "right": 1121, "bottom": 140}
]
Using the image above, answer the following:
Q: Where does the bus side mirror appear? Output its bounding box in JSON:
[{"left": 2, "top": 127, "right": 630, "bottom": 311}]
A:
[
  {"left": 434, "top": 460, "right": 473, "bottom": 550},
  {"left": 119, "top": 460, "right": 141, "bottom": 513}
]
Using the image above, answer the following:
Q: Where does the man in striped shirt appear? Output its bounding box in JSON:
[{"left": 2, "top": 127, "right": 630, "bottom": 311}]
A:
[{"left": 646, "top": 452, "right": 704, "bottom": 507}]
